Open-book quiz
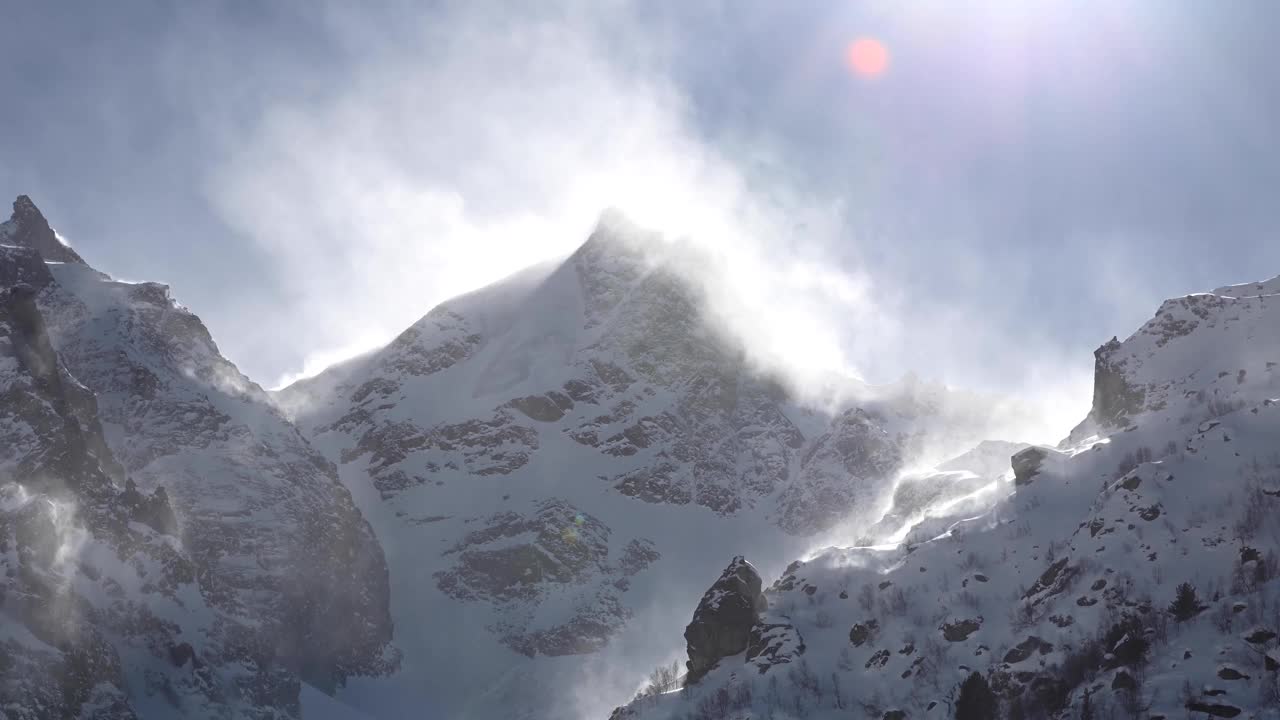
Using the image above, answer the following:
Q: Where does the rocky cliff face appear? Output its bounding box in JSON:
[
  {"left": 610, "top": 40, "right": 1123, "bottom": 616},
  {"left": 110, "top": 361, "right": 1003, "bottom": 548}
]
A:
[
  {"left": 0, "top": 195, "right": 86, "bottom": 265},
  {"left": 611, "top": 274, "right": 1280, "bottom": 720},
  {"left": 2, "top": 282, "right": 260, "bottom": 718},
  {"left": 1, "top": 197, "right": 397, "bottom": 716},
  {"left": 277, "top": 213, "right": 1011, "bottom": 719},
  {"left": 683, "top": 556, "right": 768, "bottom": 683}
]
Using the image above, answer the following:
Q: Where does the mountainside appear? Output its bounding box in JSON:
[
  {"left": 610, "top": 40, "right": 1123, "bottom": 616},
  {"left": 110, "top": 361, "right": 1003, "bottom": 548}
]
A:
[
  {"left": 277, "top": 213, "right": 1022, "bottom": 719},
  {"left": 0, "top": 197, "right": 396, "bottom": 717},
  {"left": 611, "top": 276, "right": 1280, "bottom": 719}
]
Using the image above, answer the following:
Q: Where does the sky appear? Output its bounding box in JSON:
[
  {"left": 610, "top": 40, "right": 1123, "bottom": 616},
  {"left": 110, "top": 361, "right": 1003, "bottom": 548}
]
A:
[{"left": 3, "top": 0, "right": 1280, "bottom": 429}]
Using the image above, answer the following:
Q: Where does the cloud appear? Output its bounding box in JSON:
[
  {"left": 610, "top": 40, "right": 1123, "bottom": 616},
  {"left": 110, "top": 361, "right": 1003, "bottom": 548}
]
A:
[
  {"left": 205, "top": 1, "right": 885, "bottom": 396},
  {"left": 205, "top": 1, "right": 1106, "bottom": 429}
]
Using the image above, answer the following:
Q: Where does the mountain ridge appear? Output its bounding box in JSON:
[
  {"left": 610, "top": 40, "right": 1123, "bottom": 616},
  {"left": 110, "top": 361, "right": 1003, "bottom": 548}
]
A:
[
  {"left": 610, "top": 271, "right": 1280, "bottom": 720},
  {"left": 1, "top": 196, "right": 399, "bottom": 717}
]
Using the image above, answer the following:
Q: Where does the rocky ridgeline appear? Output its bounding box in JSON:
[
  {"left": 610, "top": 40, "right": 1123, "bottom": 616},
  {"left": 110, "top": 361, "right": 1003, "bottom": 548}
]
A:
[
  {"left": 610, "top": 273, "right": 1280, "bottom": 720},
  {"left": 1, "top": 197, "right": 398, "bottom": 717},
  {"left": 275, "top": 211, "right": 1013, "bottom": 718}
]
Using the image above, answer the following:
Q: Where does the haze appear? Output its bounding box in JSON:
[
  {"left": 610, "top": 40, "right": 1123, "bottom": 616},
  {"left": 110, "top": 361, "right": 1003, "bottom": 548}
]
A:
[{"left": 5, "top": 0, "right": 1280, "bottom": 441}]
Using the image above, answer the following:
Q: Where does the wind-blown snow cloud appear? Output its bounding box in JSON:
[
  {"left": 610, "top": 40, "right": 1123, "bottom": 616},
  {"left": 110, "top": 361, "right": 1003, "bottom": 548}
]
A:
[
  {"left": 204, "top": 0, "right": 1094, "bottom": 440},
  {"left": 6, "top": 1, "right": 1280, "bottom": 443}
]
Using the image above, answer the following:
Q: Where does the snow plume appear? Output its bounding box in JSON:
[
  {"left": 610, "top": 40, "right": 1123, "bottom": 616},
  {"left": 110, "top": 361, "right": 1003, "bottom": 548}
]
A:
[
  {"left": 207, "top": 0, "right": 873, "bottom": 396},
  {"left": 200, "top": 0, "right": 1089, "bottom": 441},
  {"left": 0, "top": 482, "right": 89, "bottom": 617}
]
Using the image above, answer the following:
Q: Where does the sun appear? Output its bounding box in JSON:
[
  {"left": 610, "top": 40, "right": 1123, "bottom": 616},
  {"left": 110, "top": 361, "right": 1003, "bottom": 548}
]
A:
[{"left": 847, "top": 37, "right": 889, "bottom": 78}]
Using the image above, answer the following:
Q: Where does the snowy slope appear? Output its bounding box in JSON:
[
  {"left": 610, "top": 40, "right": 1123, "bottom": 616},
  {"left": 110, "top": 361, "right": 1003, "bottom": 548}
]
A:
[
  {"left": 610, "top": 277, "right": 1280, "bottom": 720},
  {"left": 0, "top": 196, "right": 398, "bottom": 717},
  {"left": 0, "top": 275, "right": 300, "bottom": 718},
  {"left": 279, "top": 213, "right": 1024, "bottom": 719}
]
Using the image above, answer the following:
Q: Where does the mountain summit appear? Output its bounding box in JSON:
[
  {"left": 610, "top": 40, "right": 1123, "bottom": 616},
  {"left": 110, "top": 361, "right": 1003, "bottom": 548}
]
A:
[
  {"left": 0, "top": 195, "right": 397, "bottom": 717},
  {"left": 611, "top": 273, "right": 1280, "bottom": 720},
  {"left": 0, "top": 194, "right": 87, "bottom": 264},
  {"left": 275, "top": 211, "right": 1018, "bottom": 719}
]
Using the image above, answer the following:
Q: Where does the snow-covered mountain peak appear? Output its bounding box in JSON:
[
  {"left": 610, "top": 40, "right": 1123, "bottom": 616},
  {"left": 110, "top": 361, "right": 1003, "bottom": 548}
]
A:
[
  {"left": 1068, "top": 276, "right": 1280, "bottom": 445},
  {"left": 0, "top": 194, "right": 87, "bottom": 265},
  {"left": 264, "top": 214, "right": 1040, "bottom": 719},
  {"left": 612, "top": 269, "right": 1280, "bottom": 720},
  {"left": 1, "top": 195, "right": 399, "bottom": 716}
]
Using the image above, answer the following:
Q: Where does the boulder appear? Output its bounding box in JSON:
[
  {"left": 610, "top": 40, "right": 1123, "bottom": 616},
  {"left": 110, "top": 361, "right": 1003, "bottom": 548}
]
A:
[
  {"left": 684, "top": 556, "right": 767, "bottom": 683},
  {"left": 1012, "top": 447, "right": 1049, "bottom": 486}
]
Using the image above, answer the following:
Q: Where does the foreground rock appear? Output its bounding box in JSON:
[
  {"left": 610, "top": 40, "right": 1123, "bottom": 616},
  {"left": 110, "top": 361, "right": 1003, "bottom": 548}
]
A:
[
  {"left": 2, "top": 196, "right": 398, "bottom": 715},
  {"left": 683, "top": 556, "right": 767, "bottom": 683}
]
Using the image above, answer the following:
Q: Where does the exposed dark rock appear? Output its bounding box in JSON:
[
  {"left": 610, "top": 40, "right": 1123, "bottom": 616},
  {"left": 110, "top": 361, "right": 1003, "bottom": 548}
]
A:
[
  {"left": 1185, "top": 701, "right": 1242, "bottom": 718},
  {"left": 1243, "top": 628, "right": 1276, "bottom": 644},
  {"left": 1112, "top": 670, "right": 1136, "bottom": 691},
  {"left": 684, "top": 556, "right": 767, "bottom": 683},
  {"left": 0, "top": 245, "right": 54, "bottom": 290},
  {"left": 745, "top": 622, "right": 805, "bottom": 673},
  {"left": 1012, "top": 446, "right": 1048, "bottom": 486},
  {"left": 1003, "top": 636, "right": 1053, "bottom": 664},
  {"left": 1025, "top": 558, "right": 1075, "bottom": 600},
  {"left": 1088, "top": 337, "right": 1146, "bottom": 429},
  {"left": 2, "top": 195, "right": 87, "bottom": 264},
  {"left": 168, "top": 642, "right": 197, "bottom": 668},
  {"left": 866, "top": 649, "right": 891, "bottom": 669},
  {"left": 849, "top": 620, "right": 878, "bottom": 647},
  {"left": 508, "top": 394, "right": 569, "bottom": 422},
  {"left": 777, "top": 409, "right": 901, "bottom": 534},
  {"left": 941, "top": 618, "right": 982, "bottom": 642}
]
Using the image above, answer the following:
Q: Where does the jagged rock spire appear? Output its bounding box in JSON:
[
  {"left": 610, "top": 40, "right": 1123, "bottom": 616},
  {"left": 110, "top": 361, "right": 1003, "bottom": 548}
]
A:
[
  {"left": 683, "top": 556, "right": 768, "bottom": 684},
  {"left": 2, "top": 195, "right": 86, "bottom": 265}
]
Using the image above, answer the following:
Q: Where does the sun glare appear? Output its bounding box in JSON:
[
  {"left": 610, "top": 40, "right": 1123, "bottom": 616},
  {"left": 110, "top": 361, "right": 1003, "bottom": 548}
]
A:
[{"left": 846, "top": 37, "right": 889, "bottom": 77}]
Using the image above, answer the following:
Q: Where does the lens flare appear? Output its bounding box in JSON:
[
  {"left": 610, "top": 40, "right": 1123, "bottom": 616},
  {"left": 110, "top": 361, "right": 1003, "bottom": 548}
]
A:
[{"left": 846, "top": 37, "right": 889, "bottom": 78}]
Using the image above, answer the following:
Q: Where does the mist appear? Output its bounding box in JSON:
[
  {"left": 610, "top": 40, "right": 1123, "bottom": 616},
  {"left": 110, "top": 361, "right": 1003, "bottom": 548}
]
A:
[
  {"left": 7, "top": 2, "right": 1280, "bottom": 719},
  {"left": 196, "top": 0, "right": 1112, "bottom": 443}
]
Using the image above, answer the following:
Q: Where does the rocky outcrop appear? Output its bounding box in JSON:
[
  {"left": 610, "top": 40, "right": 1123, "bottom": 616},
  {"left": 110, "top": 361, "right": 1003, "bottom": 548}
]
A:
[
  {"left": 0, "top": 194, "right": 87, "bottom": 264},
  {"left": 1088, "top": 337, "right": 1146, "bottom": 429},
  {"left": 684, "top": 556, "right": 768, "bottom": 684},
  {"left": 776, "top": 409, "right": 902, "bottom": 534},
  {"left": 0, "top": 282, "right": 238, "bottom": 717},
  {"left": 1011, "top": 446, "right": 1049, "bottom": 486},
  {"left": 435, "top": 499, "right": 657, "bottom": 656},
  {"left": 3, "top": 195, "right": 398, "bottom": 711},
  {"left": 746, "top": 621, "right": 806, "bottom": 673}
]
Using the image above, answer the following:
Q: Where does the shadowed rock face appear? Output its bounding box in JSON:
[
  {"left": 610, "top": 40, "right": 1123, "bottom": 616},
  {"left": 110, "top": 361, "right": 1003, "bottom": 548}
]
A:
[
  {"left": 2, "top": 195, "right": 398, "bottom": 714},
  {"left": 1088, "top": 337, "right": 1146, "bottom": 429},
  {"left": 0, "top": 284, "right": 207, "bottom": 718},
  {"left": 0, "top": 195, "right": 86, "bottom": 265},
  {"left": 434, "top": 499, "right": 659, "bottom": 657},
  {"left": 1011, "top": 446, "right": 1048, "bottom": 486},
  {"left": 684, "top": 556, "right": 767, "bottom": 684}
]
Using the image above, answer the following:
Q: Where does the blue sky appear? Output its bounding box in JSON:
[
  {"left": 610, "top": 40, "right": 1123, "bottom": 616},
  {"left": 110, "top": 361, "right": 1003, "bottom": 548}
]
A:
[{"left": 3, "top": 0, "right": 1279, "bottom": 416}]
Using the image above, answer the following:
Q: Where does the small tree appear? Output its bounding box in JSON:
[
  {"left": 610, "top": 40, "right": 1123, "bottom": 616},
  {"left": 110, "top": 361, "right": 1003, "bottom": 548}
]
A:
[
  {"left": 955, "top": 672, "right": 998, "bottom": 720},
  {"left": 1168, "top": 582, "right": 1202, "bottom": 621}
]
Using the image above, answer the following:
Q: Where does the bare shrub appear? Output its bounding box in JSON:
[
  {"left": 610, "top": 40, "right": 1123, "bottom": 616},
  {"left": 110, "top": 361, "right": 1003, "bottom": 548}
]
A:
[
  {"left": 640, "top": 660, "right": 682, "bottom": 700},
  {"left": 880, "top": 587, "right": 909, "bottom": 617},
  {"left": 1236, "top": 483, "right": 1269, "bottom": 541}
]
